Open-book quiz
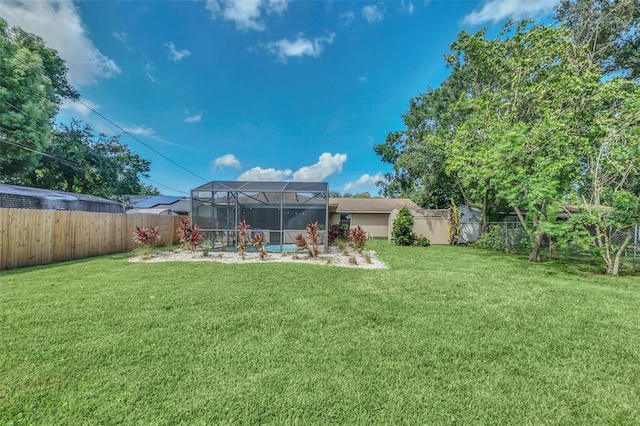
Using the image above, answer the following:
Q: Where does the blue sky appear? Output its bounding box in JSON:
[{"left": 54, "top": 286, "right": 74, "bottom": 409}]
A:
[{"left": 0, "top": 0, "right": 558, "bottom": 196}]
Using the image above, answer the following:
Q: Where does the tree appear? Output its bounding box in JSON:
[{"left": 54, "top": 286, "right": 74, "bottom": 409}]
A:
[
  {"left": 565, "top": 78, "right": 640, "bottom": 274},
  {"left": 444, "top": 22, "right": 600, "bottom": 262},
  {"left": 374, "top": 81, "right": 466, "bottom": 210},
  {"left": 29, "top": 120, "right": 157, "bottom": 198},
  {"left": 0, "top": 18, "right": 78, "bottom": 181},
  {"left": 555, "top": 0, "right": 640, "bottom": 80}
]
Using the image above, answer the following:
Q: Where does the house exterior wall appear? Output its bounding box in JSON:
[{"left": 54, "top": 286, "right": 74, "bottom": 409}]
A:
[
  {"left": 413, "top": 216, "right": 449, "bottom": 244},
  {"left": 351, "top": 213, "right": 389, "bottom": 237},
  {"left": 330, "top": 212, "right": 390, "bottom": 237},
  {"left": 388, "top": 209, "right": 450, "bottom": 244}
]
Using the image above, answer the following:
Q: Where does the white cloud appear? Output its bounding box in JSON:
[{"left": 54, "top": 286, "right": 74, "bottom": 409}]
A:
[
  {"left": 239, "top": 167, "right": 293, "bottom": 181},
  {"left": 122, "top": 125, "right": 155, "bottom": 136},
  {"left": 60, "top": 98, "right": 99, "bottom": 118},
  {"left": 212, "top": 154, "right": 241, "bottom": 170},
  {"left": 267, "top": 33, "right": 335, "bottom": 62},
  {"left": 463, "top": 0, "right": 558, "bottom": 25},
  {"left": 166, "top": 42, "right": 191, "bottom": 62},
  {"left": 344, "top": 172, "right": 385, "bottom": 192},
  {"left": 362, "top": 4, "right": 384, "bottom": 23},
  {"left": 292, "top": 153, "right": 347, "bottom": 181},
  {"left": 205, "top": 0, "right": 289, "bottom": 31},
  {"left": 0, "top": 0, "right": 121, "bottom": 87},
  {"left": 340, "top": 10, "right": 355, "bottom": 26},
  {"left": 358, "top": 74, "right": 368, "bottom": 83},
  {"left": 400, "top": 0, "right": 414, "bottom": 15},
  {"left": 185, "top": 114, "right": 202, "bottom": 123},
  {"left": 238, "top": 152, "right": 347, "bottom": 182}
]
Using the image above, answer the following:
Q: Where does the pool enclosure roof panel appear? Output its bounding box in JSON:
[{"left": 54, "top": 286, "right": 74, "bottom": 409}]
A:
[{"left": 193, "top": 181, "right": 329, "bottom": 193}]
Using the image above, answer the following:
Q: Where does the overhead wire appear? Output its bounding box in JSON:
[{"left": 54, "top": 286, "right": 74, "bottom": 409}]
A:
[
  {"left": 2, "top": 98, "right": 196, "bottom": 194},
  {"left": 71, "top": 98, "right": 207, "bottom": 182}
]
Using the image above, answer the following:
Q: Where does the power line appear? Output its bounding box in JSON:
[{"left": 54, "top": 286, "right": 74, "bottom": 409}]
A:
[
  {"left": 72, "top": 98, "right": 207, "bottom": 182},
  {"left": 3, "top": 99, "right": 196, "bottom": 194}
]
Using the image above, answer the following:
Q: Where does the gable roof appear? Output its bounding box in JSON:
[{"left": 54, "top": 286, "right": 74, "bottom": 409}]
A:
[{"left": 329, "top": 198, "right": 420, "bottom": 214}]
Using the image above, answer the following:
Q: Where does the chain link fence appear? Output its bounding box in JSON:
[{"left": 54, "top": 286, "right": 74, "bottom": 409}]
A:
[{"left": 474, "top": 222, "right": 639, "bottom": 273}]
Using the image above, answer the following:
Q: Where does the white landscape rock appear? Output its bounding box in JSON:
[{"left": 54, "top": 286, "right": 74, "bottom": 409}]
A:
[{"left": 129, "top": 246, "right": 387, "bottom": 270}]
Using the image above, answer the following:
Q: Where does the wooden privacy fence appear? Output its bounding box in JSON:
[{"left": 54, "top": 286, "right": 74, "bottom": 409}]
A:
[{"left": 0, "top": 208, "right": 180, "bottom": 271}]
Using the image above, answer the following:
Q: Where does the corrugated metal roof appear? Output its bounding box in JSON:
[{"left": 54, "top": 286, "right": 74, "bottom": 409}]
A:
[{"left": 329, "top": 198, "right": 420, "bottom": 213}]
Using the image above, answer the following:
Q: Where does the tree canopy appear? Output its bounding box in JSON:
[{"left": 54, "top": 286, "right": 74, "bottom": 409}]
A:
[
  {"left": 375, "top": 1, "right": 640, "bottom": 273},
  {"left": 0, "top": 18, "right": 157, "bottom": 199}
]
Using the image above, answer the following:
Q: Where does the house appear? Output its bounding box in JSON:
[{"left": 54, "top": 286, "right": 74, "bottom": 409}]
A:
[
  {"left": 329, "top": 198, "right": 420, "bottom": 238},
  {"left": 126, "top": 208, "right": 177, "bottom": 216},
  {"left": 127, "top": 195, "right": 190, "bottom": 215},
  {"left": 0, "top": 184, "right": 125, "bottom": 213}
]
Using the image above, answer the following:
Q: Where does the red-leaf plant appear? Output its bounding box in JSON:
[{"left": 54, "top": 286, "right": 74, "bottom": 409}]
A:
[
  {"left": 293, "top": 221, "right": 321, "bottom": 259},
  {"left": 133, "top": 226, "right": 161, "bottom": 248},
  {"left": 237, "top": 219, "right": 250, "bottom": 260},
  {"left": 252, "top": 231, "right": 267, "bottom": 260},
  {"left": 178, "top": 217, "right": 203, "bottom": 256},
  {"left": 349, "top": 225, "right": 367, "bottom": 253}
]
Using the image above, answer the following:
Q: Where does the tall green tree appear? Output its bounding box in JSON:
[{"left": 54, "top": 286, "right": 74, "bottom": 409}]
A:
[
  {"left": 555, "top": 0, "right": 640, "bottom": 80},
  {"left": 30, "top": 120, "right": 157, "bottom": 198},
  {"left": 374, "top": 80, "right": 466, "bottom": 210},
  {"left": 445, "top": 22, "right": 600, "bottom": 262},
  {"left": 0, "top": 18, "right": 78, "bottom": 182}
]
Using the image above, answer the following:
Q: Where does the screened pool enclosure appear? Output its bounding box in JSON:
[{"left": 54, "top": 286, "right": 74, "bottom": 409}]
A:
[{"left": 191, "top": 181, "right": 329, "bottom": 252}]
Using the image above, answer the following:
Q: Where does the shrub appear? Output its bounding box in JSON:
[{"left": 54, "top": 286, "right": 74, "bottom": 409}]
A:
[
  {"left": 392, "top": 206, "right": 417, "bottom": 246},
  {"left": 474, "top": 225, "right": 507, "bottom": 252},
  {"left": 178, "top": 218, "right": 203, "bottom": 255},
  {"left": 293, "top": 221, "right": 321, "bottom": 258},
  {"left": 133, "top": 226, "right": 161, "bottom": 248},
  {"left": 328, "top": 224, "right": 350, "bottom": 245},
  {"left": 349, "top": 226, "right": 367, "bottom": 252},
  {"left": 252, "top": 231, "right": 267, "bottom": 260},
  {"left": 237, "top": 219, "right": 250, "bottom": 260},
  {"left": 415, "top": 236, "right": 431, "bottom": 247}
]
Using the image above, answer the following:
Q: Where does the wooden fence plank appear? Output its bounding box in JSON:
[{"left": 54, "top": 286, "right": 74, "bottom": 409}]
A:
[{"left": 0, "top": 208, "right": 180, "bottom": 271}]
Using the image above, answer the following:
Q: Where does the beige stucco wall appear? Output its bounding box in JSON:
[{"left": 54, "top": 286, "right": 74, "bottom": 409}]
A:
[
  {"left": 329, "top": 212, "right": 390, "bottom": 237},
  {"left": 351, "top": 213, "right": 389, "bottom": 237},
  {"left": 388, "top": 209, "right": 450, "bottom": 244}
]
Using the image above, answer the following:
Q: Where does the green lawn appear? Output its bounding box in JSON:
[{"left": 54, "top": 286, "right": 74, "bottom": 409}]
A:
[{"left": 2, "top": 242, "right": 640, "bottom": 424}]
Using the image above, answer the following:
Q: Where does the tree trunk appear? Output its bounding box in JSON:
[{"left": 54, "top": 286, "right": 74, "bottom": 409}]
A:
[
  {"left": 612, "top": 230, "right": 633, "bottom": 276},
  {"left": 528, "top": 230, "right": 545, "bottom": 262}
]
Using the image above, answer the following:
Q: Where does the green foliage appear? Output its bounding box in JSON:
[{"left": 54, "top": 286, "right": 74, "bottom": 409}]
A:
[
  {"left": 448, "top": 199, "right": 460, "bottom": 245},
  {"left": 28, "top": 120, "right": 156, "bottom": 197},
  {"left": 554, "top": 0, "right": 640, "bottom": 80},
  {"left": 415, "top": 236, "right": 431, "bottom": 247},
  {"left": 3, "top": 243, "right": 640, "bottom": 423},
  {"left": 474, "top": 226, "right": 508, "bottom": 252},
  {"left": 391, "top": 206, "right": 417, "bottom": 246},
  {"left": 0, "top": 18, "right": 78, "bottom": 181}
]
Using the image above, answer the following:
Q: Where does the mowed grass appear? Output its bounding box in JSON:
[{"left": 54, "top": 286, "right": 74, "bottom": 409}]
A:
[{"left": 1, "top": 242, "right": 640, "bottom": 424}]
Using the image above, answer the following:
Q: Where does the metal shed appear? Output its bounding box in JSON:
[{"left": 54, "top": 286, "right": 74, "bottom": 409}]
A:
[{"left": 191, "top": 181, "right": 329, "bottom": 252}]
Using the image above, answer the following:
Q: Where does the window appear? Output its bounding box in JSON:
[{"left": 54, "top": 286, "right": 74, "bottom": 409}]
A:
[{"left": 339, "top": 213, "right": 351, "bottom": 227}]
